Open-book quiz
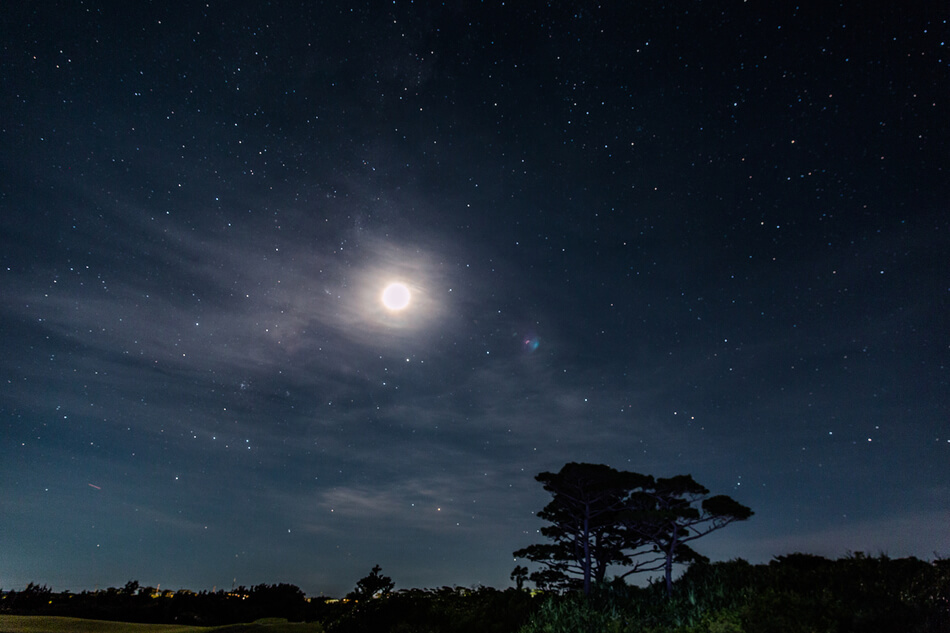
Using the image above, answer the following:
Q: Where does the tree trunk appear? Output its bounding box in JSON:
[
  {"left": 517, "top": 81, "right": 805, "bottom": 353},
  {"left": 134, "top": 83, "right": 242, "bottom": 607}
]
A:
[
  {"left": 583, "top": 510, "right": 592, "bottom": 596},
  {"left": 665, "top": 525, "right": 679, "bottom": 598}
]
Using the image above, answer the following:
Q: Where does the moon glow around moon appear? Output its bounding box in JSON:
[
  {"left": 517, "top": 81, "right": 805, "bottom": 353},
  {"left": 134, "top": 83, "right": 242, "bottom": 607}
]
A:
[{"left": 381, "top": 283, "right": 411, "bottom": 311}]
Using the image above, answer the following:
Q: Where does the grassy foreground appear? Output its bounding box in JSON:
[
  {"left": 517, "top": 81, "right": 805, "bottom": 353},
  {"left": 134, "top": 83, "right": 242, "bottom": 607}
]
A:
[{"left": 0, "top": 616, "right": 323, "bottom": 633}]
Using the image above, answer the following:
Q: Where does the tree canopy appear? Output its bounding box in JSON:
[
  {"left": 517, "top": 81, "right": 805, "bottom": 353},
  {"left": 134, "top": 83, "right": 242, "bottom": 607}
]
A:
[
  {"left": 621, "top": 474, "right": 755, "bottom": 595},
  {"left": 513, "top": 463, "right": 660, "bottom": 595},
  {"left": 514, "top": 463, "right": 753, "bottom": 596},
  {"left": 348, "top": 565, "right": 395, "bottom": 601}
]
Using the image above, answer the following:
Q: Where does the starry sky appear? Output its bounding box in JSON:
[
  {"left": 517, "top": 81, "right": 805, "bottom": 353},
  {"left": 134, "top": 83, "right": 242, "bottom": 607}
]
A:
[{"left": 2, "top": 2, "right": 947, "bottom": 597}]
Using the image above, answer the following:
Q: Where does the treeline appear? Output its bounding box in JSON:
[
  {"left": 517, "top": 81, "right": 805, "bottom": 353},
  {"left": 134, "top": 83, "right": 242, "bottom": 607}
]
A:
[
  {"left": 523, "top": 553, "right": 950, "bottom": 633},
  {"left": 3, "top": 554, "right": 948, "bottom": 632},
  {"left": 0, "top": 581, "right": 535, "bottom": 631},
  {"left": 0, "top": 581, "right": 312, "bottom": 625}
]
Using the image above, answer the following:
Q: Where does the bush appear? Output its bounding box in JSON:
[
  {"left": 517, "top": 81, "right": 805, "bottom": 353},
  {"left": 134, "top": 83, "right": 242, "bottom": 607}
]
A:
[{"left": 517, "top": 555, "right": 948, "bottom": 633}]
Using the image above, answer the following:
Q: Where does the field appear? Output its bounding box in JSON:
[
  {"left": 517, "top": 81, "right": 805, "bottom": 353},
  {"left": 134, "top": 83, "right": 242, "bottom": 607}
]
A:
[{"left": 0, "top": 616, "right": 323, "bottom": 633}]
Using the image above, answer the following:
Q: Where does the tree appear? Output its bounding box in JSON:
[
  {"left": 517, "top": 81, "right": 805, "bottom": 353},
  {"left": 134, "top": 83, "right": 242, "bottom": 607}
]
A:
[
  {"left": 9, "top": 583, "right": 53, "bottom": 611},
  {"left": 513, "top": 463, "right": 659, "bottom": 595},
  {"left": 515, "top": 463, "right": 753, "bottom": 597},
  {"left": 247, "top": 583, "right": 306, "bottom": 618},
  {"left": 510, "top": 565, "right": 529, "bottom": 590},
  {"left": 621, "top": 474, "right": 754, "bottom": 597},
  {"left": 348, "top": 565, "right": 394, "bottom": 601}
]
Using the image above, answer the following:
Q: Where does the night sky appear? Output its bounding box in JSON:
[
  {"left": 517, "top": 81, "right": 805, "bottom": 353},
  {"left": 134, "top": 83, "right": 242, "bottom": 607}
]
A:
[{"left": 2, "top": 2, "right": 948, "bottom": 597}]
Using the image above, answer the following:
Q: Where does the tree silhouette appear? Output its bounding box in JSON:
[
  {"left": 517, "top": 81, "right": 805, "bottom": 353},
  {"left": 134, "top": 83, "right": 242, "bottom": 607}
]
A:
[
  {"left": 247, "top": 582, "right": 306, "bottom": 618},
  {"left": 9, "top": 583, "right": 52, "bottom": 611},
  {"left": 514, "top": 463, "right": 752, "bottom": 596},
  {"left": 513, "top": 462, "right": 661, "bottom": 595},
  {"left": 348, "top": 564, "right": 395, "bottom": 600},
  {"left": 510, "top": 565, "right": 529, "bottom": 590},
  {"left": 621, "top": 474, "right": 754, "bottom": 596}
]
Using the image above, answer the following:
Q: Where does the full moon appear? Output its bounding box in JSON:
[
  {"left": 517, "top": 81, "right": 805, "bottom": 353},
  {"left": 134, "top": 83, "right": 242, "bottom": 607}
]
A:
[{"left": 381, "top": 282, "right": 411, "bottom": 311}]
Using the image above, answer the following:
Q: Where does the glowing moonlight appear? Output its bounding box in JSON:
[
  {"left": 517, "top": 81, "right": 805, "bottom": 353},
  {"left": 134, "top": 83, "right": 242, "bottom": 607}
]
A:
[{"left": 381, "top": 282, "right": 411, "bottom": 311}]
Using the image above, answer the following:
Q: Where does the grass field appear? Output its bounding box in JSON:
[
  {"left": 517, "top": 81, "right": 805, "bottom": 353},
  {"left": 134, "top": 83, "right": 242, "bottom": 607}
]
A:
[{"left": 0, "top": 616, "right": 324, "bottom": 633}]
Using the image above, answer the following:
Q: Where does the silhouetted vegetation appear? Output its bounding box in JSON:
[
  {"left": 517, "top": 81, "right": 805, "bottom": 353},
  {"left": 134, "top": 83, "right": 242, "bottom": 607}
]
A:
[
  {"left": 513, "top": 462, "right": 753, "bottom": 596},
  {"left": 346, "top": 565, "right": 395, "bottom": 601},
  {"left": 520, "top": 553, "right": 950, "bottom": 633},
  {"left": 0, "top": 582, "right": 310, "bottom": 626},
  {"left": 325, "top": 586, "right": 537, "bottom": 633},
  {"left": 3, "top": 553, "right": 946, "bottom": 632}
]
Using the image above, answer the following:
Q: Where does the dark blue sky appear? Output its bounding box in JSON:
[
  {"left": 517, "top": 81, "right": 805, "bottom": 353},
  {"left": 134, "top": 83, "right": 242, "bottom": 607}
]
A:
[{"left": 2, "top": 2, "right": 947, "bottom": 597}]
